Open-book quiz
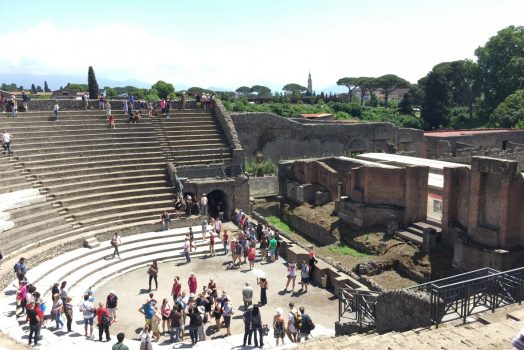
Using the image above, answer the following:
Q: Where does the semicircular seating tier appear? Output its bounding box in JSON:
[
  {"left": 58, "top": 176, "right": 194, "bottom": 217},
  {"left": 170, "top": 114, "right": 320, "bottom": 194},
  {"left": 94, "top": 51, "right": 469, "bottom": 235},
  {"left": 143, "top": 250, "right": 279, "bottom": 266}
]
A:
[{"left": 0, "top": 108, "right": 232, "bottom": 261}]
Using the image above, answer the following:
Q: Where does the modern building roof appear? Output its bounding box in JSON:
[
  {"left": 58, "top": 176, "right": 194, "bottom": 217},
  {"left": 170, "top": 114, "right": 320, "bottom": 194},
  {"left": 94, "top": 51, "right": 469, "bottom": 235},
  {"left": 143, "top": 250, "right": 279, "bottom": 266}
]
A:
[{"left": 357, "top": 153, "right": 469, "bottom": 175}]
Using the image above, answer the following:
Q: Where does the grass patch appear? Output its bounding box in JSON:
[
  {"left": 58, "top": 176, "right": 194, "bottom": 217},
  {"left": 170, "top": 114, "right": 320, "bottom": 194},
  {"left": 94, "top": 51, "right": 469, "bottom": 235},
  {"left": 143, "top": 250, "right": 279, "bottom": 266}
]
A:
[
  {"left": 266, "top": 216, "right": 297, "bottom": 235},
  {"left": 328, "top": 245, "right": 373, "bottom": 258}
]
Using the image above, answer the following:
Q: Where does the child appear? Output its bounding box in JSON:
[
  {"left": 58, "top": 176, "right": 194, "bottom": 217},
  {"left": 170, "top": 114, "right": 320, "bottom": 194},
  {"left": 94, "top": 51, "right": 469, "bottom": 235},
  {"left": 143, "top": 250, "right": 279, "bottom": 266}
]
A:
[{"left": 107, "top": 114, "right": 116, "bottom": 129}]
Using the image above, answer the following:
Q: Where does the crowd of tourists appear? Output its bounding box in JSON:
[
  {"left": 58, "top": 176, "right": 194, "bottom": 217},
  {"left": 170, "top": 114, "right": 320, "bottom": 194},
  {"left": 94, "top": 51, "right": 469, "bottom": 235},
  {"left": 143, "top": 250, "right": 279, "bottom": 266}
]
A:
[{"left": 11, "top": 200, "right": 318, "bottom": 349}]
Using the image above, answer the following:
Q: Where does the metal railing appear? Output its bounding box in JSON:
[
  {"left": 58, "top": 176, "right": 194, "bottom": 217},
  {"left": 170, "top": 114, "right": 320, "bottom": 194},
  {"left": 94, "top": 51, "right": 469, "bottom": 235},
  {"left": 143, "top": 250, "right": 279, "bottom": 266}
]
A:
[
  {"left": 405, "top": 266, "right": 524, "bottom": 327},
  {"left": 339, "top": 288, "right": 380, "bottom": 328}
]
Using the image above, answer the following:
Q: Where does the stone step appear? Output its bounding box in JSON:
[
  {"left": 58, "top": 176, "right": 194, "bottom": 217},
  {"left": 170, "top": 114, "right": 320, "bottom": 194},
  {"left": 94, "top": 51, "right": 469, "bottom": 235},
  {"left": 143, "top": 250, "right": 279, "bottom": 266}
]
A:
[
  {"left": 395, "top": 230, "right": 423, "bottom": 244},
  {"left": 70, "top": 199, "right": 175, "bottom": 223},
  {"left": 406, "top": 226, "right": 424, "bottom": 236},
  {"left": 14, "top": 147, "right": 163, "bottom": 162},
  {"left": 13, "top": 135, "right": 158, "bottom": 149},
  {"left": 63, "top": 192, "right": 174, "bottom": 213},
  {"left": 38, "top": 167, "right": 165, "bottom": 185},
  {"left": 412, "top": 221, "right": 442, "bottom": 233},
  {"left": 25, "top": 162, "right": 166, "bottom": 179},
  {"left": 43, "top": 174, "right": 167, "bottom": 193},
  {"left": 20, "top": 155, "right": 165, "bottom": 172},
  {"left": 83, "top": 236, "right": 100, "bottom": 248},
  {"left": 51, "top": 180, "right": 169, "bottom": 199}
]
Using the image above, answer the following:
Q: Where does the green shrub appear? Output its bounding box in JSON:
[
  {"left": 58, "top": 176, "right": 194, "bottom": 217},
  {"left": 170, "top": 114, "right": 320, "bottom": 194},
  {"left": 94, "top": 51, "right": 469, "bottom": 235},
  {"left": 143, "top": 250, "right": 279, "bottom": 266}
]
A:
[{"left": 245, "top": 159, "right": 276, "bottom": 177}]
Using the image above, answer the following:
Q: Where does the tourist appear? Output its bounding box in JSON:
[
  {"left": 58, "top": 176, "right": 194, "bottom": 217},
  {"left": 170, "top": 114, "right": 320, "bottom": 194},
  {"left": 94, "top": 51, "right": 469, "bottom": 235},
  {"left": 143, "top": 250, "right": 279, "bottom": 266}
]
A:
[
  {"left": 112, "top": 333, "right": 129, "bottom": 350},
  {"left": 111, "top": 232, "right": 122, "bottom": 259},
  {"left": 147, "top": 261, "right": 159, "bottom": 291},
  {"left": 300, "top": 260, "right": 310, "bottom": 293},
  {"left": 139, "top": 323, "right": 153, "bottom": 350},
  {"left": 96, "top": 301, "right": 111, "bottom": 342},
  {"left": 285, "top": 261, "right": 297, "bottom": 292},
  {"left": 51, "top": 282, "right": 60, "bottom": 306},
  {"left": 147, "top": 101, "right": 153, "bottom": 117},
  {"left": 242, "top": 304, "right": 253, "bottom": 347},
  {"left": 83, "top": 92, "right": 89, "bottom": 111},
  {"left": 231, "top": 240, "right": 240, "bottom": 266},
  {"left": 286, "top": 302, "right": 298, "bottom": 343},
  {"left": 127, "top": 100, "right": 134, "bottom": 122},
  {"left": 308, "top": 250, "right": 317, "bottom": 282},
  {"left": 297, "top": 306, "right": 315, "bottom": 342},
  {"left": 201, "top": 216, "right": 208, "bottom": 241},
  {"left": 197, "top": 305, "right": 207, "bottom": 341},
  {"left": 166, "top": 98, "right": 171, "bottom": 118},
  {"left": 51, "top": 293, "right": 64, "bottom": 330},
  {"left": 133, "top": 111, "right": 142, "bottom": 123},
  {"left": 214, "top": 217, "right": 222, "bottom": 235},
  {"left": 200, "top": 194, "right": 208, "bottom": 217},
  {"left": 21, "top": 91, "right": 30, "bottom": 111},
  {"left": 273, "top": 307, "right": 286, "bottom": 346},
  {"left": 168, "top": 303, "right": 183, "bottom": 344},
  {"left": 195, "top": 93, "right": 201, "bottom": 109},
  {"left": 106, "top": 290, "right": 118, "bottom": 323},
  {"left": 189, "top": 227, "right": 196, "bottom": 252},
  {"left": 221, "top": 297, "right": 234, "bottom": 336},
  {"left": 257, "top": 277, "right": 268, "bottom": 306},
  {"left": 269, "top": 236, "right": 277, "bottom": 262},
  {"left": 188, "top": 272, "right": 198, "bottom": 295},
  {"left": 242, "top": 282, "right": 254, "bottom": 310},
  {"left": 251, "top": 305, "right": 264, "bottom": 347},
  {"left": 209, "top": 230, "right": 216, "bottom": 256},
  {"left": 152, "top": 306, "right": 162, "bottom": 342},
  {"left": 160, "top": 298, "right": 171, "bottom": 335},
  {"left": 207, "top": 278, "right": 218, "bottom": 298},
  {"left": 0, "top": 94, "right": 6, "bottom": 112},
  {"left": 53, "top": 101, "right": 59, "bottom": 121},
  {"left": 14, "top": 257, "right": 27, "bottom": 281},
  {"left": 260, "top": 236, "right": 268, "bottom": 261},
  {"left": 174, "top": 195, "right": 183, "bottom": 219},
  {"left": 26, "top": 302, "right": 41, "bottom": 347},
  {"left": 59, "top": 281, "right": 68, "bottom": 304},
  {"left": 33, "top": 295, "right": 45, "bottom": 329},
  {"left": 64, "top": 296, "right": 73, "bottom": 332},
  {"left": 105, "top": 100, "right": 112, "bottom": 116},
  {"left": 10, "top": 96, "right": 17, "bottom": 117},
  {"left": 2, "top": 129, "right": 12, "bottom": 156},
  {"left": 212, "top": 303, "right": 222, "bottom": 332},
  {"left": 183, "top": 237, "right": 191, "bottom": 264},
  {"left": 123, "top": 99, "right": 128, "bottom": 115},
  {"left": 79, "top": 294, "right": 95, "bottom": 338},
  {"left": 99, "top": 95, "right": 105, "bottom": 110},
  {"left": 222, "top": 230, "right": 229, "bottom": 255},
  {"left": 15, "top": 280, "right": 27, "bottom": 317},
  {"left": 160, "top": 98, "right": 166, "bottom": 114},
  {"left": 160, "top": 210, "right": 170, "bottom": 231},
  {"left": 188, "top": 305, "right": 202, "bottom": 345},
  {"left": 248, "top": 244, "right": 256, "bottom": 270},
  {"left": 108, "top": 114, "right": 116, "bottom": 129},
  {"left": 139, "top": 299, "right": 155, "bottom": 326},
  {"left": 180, "top": 92, "right": 187, "bottom": 109},
  {"left": 171, "top": 276, "right": 182, "bottom": 304}
]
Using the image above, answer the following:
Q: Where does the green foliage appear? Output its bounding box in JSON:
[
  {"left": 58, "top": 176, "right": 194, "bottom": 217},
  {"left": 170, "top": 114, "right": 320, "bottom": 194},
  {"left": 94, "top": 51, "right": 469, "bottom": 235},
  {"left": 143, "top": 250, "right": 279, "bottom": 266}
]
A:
[
  {"left": 236, "top": 86, "right": 251, "bottom": 94},
  {"left": 328, "top": 245, "right": 373, "bottom": 258},
  {"left": 44, "top": 81, "right": 51, "bottom": 92},
  {"left": 245, "top": 159, "right": 277, "bottom": 177},
  {"left": 475, "top": 25, "right": 524, "bottom": 116},
  {"left": 144, "top": 91, "right": 160, "bottom": 102},
  {"left": 36, "top": 85, "right": 43, "bottom": 93},
  {"left": 66, "top": 83, "right": 87, "bottom": 92},
  {"left": 374, "top": 74, "right": 410, "bottom": 107},
  {"left": 87, "top": 66, "right": 99, "bottom": 99},
  {"left": 266, "top": 216, "right": 297, "bottom": 236},
  {"left": 251, "top": 85, "right": 272, "bottom": 97},
  {"left": 30, "top": 84, "right": 37, "bottom": 94},
  {"left": 421, "top": 70, "right": 451, "bottom": 129},
  {"left": 337, "top": 77, "right": 359, "bottom": 100},
  {"left": 490, "top": 89, "right": 524, "bottom": 128},
  {"left": 1, "top": 83, "right": 18, "bottom": 91},
  {"left": 151, "top": 80, "right": 175, "bottom": 99},
  {"left": 329, "top": 102, "right": 362, "bottom": 118},
  {"left": 282, "top": 83, "right": 307, "bottom": 94},
  {"left": 104, "top": 87, "right": 117, "bottom": 98}
]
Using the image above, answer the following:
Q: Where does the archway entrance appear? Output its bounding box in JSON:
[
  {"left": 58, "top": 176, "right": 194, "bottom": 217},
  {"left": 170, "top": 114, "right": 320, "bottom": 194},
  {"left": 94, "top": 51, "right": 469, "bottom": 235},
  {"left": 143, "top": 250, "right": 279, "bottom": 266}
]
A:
[{"left": 207, "top": 190, "right": 230, "bottom": 221}]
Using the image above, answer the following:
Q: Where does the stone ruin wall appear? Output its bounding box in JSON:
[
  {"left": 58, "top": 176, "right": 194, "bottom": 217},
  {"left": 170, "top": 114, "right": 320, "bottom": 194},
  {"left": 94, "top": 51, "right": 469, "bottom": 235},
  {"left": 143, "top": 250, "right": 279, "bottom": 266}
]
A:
[{"left": 231, "top": 112, "right": 424, "bottom": 163}]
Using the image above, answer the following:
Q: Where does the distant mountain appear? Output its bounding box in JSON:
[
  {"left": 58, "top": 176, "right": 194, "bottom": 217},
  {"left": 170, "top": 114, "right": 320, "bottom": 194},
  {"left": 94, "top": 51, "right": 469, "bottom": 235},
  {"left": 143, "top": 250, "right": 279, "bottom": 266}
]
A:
[
  {"left": 206, "top": 86, "right": 234, "bottom": 92},
  {"left": 0, "top": 73, "right": 151, "bottom": 91}
]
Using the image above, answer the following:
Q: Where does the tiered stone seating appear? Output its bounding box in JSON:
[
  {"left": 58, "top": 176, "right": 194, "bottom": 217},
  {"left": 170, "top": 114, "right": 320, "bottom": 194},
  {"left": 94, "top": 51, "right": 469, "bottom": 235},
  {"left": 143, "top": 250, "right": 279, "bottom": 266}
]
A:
[
  {"left": 153, "top": 109, "right": 233, "bottom": 164},
  {"left": 0, "top": 108, "right": 233, "bottom": 260}
]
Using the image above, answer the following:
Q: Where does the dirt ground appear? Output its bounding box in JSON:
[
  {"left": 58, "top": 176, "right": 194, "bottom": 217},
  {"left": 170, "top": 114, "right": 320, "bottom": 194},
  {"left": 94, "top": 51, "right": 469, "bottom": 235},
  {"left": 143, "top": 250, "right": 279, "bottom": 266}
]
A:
[{"left": 254, "top": 200, "right": 454, "bottom": 290}]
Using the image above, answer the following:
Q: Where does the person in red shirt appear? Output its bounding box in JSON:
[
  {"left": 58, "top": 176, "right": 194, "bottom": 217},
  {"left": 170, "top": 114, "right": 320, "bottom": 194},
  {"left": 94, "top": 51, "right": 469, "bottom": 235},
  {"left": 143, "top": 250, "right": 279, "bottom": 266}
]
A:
[
  {"left": 95, "top": 302, "right": 111, "bottom": 342},
  {"left": 171, "top": 276, "right": 181, "bottom": 304},
  {"left": 209, "top": 231, "right": 215, "bottom": 256}
]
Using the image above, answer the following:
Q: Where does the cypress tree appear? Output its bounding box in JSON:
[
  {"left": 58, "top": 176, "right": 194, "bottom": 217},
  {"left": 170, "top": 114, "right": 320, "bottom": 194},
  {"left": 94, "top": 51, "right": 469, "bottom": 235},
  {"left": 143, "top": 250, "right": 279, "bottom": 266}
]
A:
[
  {"left": 31, "top": 84, "right": 37, "bottom": 94},
  {"left": 44, "top": 81, "right": 50, "bottom": 92},
  {"left": 88, "top": 66, "right": 99, "bottom": 99}
]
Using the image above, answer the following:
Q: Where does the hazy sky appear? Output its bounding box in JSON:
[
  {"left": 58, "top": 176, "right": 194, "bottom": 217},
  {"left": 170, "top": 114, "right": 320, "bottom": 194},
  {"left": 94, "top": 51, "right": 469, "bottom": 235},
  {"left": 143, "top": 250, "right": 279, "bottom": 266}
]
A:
[{"left": 1, "top": 0, "right": 523, "bottom": 90}]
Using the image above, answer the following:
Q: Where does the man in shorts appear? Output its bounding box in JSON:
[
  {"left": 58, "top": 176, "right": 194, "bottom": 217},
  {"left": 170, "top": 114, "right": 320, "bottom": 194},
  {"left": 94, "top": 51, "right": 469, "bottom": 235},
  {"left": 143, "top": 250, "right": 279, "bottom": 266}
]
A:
[
  {"left": 139, "top": 299, "right": 155, "bottom": 326},
  {"left": 300, "top": 260, "right": 310, "bottom": 293},
  {"left": 79, "top": 294, "right": 95, "bottom": 338},
  {"left": 286, "top": 302, "right": 298, "bottom": 343}
]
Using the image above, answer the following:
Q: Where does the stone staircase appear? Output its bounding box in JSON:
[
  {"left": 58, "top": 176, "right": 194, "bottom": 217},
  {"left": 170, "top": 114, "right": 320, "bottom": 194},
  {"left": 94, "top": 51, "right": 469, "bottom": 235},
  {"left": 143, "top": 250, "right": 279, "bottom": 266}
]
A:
[
  {"left": 396, "top": 219, "right": 442, "bottom": 245},
  {"left": 294, "top": 304, "right": 524, "bottom": 350},
  {"left": 0, "top": 108, "right": 233, "bottom": 260}
]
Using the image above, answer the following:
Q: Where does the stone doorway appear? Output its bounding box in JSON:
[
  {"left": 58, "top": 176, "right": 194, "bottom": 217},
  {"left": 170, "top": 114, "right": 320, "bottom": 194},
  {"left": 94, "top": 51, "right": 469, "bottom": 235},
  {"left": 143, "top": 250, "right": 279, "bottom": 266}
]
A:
[{"left": 207, "top": 190, "right": 229, "bottom": 221}]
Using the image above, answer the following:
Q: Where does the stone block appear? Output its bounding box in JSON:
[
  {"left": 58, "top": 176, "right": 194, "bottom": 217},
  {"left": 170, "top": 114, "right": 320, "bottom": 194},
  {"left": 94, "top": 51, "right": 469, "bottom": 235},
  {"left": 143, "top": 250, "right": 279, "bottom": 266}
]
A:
[
  {"left": 314, "top": 190, "right": 330, "bottom": 206},
  {"left": 471, "top": 156, "right": 518, "bottom": 176}
]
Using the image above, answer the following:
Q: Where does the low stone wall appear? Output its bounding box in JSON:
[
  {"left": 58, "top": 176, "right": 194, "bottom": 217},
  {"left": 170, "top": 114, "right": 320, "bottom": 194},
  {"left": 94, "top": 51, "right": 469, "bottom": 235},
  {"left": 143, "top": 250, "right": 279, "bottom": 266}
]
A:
[
  {"left": 213, "top": 100, "right": 245, "bottom": 165},
  {"left": 249, "top": 176, "right": 278, "bottom": 197},
  {"left": 375, "top": 289, "right": 438, "bottom": 333},
  {"left": 280, "top": 206, "right": 338, "bottom": 246}
]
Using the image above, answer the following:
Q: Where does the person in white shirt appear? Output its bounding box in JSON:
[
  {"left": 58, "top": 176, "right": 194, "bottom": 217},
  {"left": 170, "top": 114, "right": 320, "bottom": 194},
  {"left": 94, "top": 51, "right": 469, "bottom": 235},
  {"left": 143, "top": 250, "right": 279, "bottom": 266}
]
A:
[
  {"left": 79, "top": 294, "right": 95, "bottom": 338},
  {"left": 2, "top": 130, "right": 12, "bottom": 156},
  {"left": 200, "top": 194, "right": 208, "bottom": 217},
  {"left": 53, "top": 102, "right": 59, "bottom": 121}
]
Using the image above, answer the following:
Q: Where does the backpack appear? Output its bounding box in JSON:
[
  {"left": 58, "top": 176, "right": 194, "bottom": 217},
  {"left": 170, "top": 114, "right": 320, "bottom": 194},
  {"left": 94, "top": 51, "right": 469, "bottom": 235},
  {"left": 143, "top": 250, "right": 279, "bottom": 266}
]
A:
[
  {"left": 202, "top": 312, "right": 208, "bottom": 324},
  {"left": 302, "top": 314, "right": 315, "bottom": 332},
  {"left": 294, "top": 311, "right": 302, "bottom": 330},
  {"left": 235, "top": 243, "right": 242, "bottom": 255},
  {"left": 101, "top": 310, "right": 111, "bottom": 327}
]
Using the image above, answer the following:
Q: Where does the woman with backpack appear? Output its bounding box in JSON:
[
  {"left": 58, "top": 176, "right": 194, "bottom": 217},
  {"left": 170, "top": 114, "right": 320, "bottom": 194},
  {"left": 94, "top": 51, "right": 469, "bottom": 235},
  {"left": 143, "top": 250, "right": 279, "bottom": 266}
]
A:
[{"left": 64, "top": 296, "right": 74, "bottom": 332}]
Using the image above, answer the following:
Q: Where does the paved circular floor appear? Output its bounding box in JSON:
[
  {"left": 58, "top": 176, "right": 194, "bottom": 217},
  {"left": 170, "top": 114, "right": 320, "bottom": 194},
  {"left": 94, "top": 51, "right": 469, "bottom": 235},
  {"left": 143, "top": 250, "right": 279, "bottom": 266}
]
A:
[{"left": 92, "top": 245, "right": 339, "bottom": 346}]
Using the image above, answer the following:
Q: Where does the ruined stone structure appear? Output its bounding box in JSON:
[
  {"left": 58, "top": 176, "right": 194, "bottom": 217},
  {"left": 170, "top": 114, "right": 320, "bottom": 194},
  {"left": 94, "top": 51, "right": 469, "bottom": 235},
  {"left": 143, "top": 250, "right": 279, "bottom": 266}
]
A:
[
  {"left": 443, "top": 156, "right": 524, "bottom": 270},
  {"left": 278, "top": 157, "right": 429, "bottom": 230},
  {"left": 231, "top": 112, "right": 424, "bottom": 162}
]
